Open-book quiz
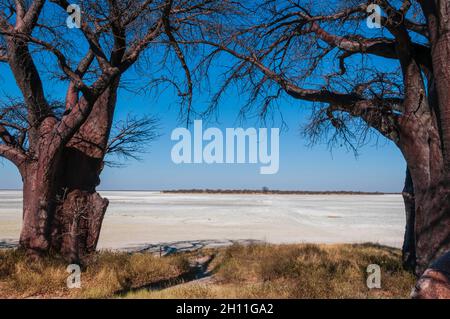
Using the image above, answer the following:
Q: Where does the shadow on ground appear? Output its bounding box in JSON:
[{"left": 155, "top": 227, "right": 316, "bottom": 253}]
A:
[
  {"left": 114, "top": 253, "right": 216, "bottom": 296},
  {"left": 122, "top": 239, "right": 264, "bottom": 255},
  {"left": 0, "top": 239, "right": 18, "bottom": 249}
]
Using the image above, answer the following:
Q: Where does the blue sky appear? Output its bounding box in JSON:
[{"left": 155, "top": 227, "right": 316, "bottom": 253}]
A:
[
  {"left": 0, "top": 62, "right": 406, "bottom": 192},
  {"left": 0, "top": 3, "right": 407, "bottom": 192}
]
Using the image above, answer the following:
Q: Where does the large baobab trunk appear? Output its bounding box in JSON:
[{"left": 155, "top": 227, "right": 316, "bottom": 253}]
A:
[
  {"left": 20, "top": 157, "right": 108, "bottom": 263},
  {"left": 398, "top": 95, "right": 450, "bottom": 275},
  {"left": 50, "top": 83, "right": 118, "bottom": 263},
  {"left": 1, "top": 0, "right": 194, "bottom": 265},
  {"left": 405, "top": 1, "right": 450, "bottom": 275},
  {"left": 19, "top": 83, "right": 119, "bottom": 263},
  {"left": 20, "top": 158, "right": 108, "bottom": 264},
  {"left": 399, "top": 76, "right": 450, "bottom": 275}
]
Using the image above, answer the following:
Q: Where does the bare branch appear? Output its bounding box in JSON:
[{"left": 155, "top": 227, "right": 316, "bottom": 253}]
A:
[{"left": 106, "top": 115, "right": 160, "bottom": 165}]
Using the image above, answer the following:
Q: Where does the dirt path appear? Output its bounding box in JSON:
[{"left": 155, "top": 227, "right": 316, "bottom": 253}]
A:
[{"left": 114, "top": 254, "right": 216, "bottom": 296}]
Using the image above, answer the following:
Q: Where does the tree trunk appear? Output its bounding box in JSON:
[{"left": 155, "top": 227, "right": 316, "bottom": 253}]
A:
[
  {"left": 20, "top": 160, "right": 108, "bottom": 264},
  {"left": 409, "top": 1, "right": 450, "bottom": 275},
  {"left": 19, "top": 81, "right": 119, "bottom": 264},
  {"left": 400, "top": 119, "right": 450, "bottom": 275},
  {"left": 414, "top": 182, "right": 450, "bottom": 275},
  {"left": 20, "top": 164, "right": 55, "bottom": 258},
  {"left": 50, "top": 188, "right": 108, "bottom": 264},
  {"left": 50, "top": 80, "right": 119, "bottom": 263}
]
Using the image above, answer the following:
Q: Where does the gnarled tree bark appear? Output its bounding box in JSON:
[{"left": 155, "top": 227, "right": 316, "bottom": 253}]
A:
[
  {"left": 0, "top": 0, "right": 203, "bottom": 263},
  {"left": 49, "top": 80, "right": 120, "bottom": 263},
  {"left": 18, "top": 86, "right": 118, "bottom": 263}
]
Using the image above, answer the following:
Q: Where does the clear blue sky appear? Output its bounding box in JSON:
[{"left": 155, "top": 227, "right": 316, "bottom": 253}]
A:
[
  {"left": 0, "top": 13, "right": 407, "bottom": 192},
  {"left": 0, "top": 62, "right": 406, "bottom": 192}
]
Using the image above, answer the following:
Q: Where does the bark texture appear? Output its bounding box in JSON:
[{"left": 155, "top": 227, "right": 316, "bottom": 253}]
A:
[
  {"left": 404, "top": 0, "right": 450, "bottom": 275},
  {"left": 19, "top": 82, "right": 120, "bottom": 263},
  {"left": 411, "top": 251, "right": 450, "bottom": 298},
  {"left": 0, "top": 0, "right": 207, "bottom": 264}
]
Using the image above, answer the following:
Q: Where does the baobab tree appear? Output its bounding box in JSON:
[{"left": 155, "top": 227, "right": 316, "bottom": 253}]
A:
[
  {"left": 0, "top": 0, "right": 227, "bottom": 263},
  {"left": 193, "top": 0, "right": 450, "bottom": 275}
]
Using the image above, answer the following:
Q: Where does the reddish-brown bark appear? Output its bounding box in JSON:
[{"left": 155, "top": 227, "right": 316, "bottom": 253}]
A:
[
  {"left": 17, "top": 79, "right": 120, "bottom": 262},
  {"left": 0, "top": 0, "right": 211, "bottom": 264},
  {"left": 197, "top": 1, "right": 450, "bottom": 276},
  {"left": 49, "top": 81, "right": 120, "bottom": 262}
]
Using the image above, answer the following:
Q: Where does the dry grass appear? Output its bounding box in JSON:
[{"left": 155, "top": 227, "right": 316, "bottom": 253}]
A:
[
  {"left": 0, "top": 243, "right": 416, "bottom": 299},
  {"left": 0, "top": 249, "right": 190, "bottom": 298},
  {"left": 125, "top": 243, "right": 416, "bottom": 299}
]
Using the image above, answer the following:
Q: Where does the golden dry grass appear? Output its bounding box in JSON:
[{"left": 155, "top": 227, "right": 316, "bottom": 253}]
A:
[
  {"left": 0, "top": 243, "right": 416, "bottom": 299},
  {"left": 125, "top": 243, "right": 416, "bottom": 299},
  {"left": 0, "top": 249, "right": 190, "bottom": 298}
]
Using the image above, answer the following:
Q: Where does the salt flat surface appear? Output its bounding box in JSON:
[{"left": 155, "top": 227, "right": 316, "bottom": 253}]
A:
[{"left": 0, "top": 191, "right": 406, "bottom": 250}]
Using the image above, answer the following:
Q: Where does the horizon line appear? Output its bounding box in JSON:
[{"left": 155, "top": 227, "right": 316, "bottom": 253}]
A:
[{"left": 0, "top": 188, "right": 401, "bottom": 194}]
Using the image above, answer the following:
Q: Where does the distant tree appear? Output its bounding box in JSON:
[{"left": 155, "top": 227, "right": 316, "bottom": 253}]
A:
[
  {"left": 0, "top": 0, "right": 228, "bottom": 263},
  {"left": 193, "top": 0, "right": 450, "bottom": 274}
]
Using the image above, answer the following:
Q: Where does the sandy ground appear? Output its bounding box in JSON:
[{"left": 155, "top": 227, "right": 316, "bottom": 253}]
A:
[{"left": 0, "top": 191, "right": 405, "bottom": 250}]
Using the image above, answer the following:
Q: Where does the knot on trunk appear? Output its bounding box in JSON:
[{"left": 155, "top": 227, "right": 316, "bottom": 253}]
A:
[{"left": 50, "top": 190, "right": 108, "bottom": 264}]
